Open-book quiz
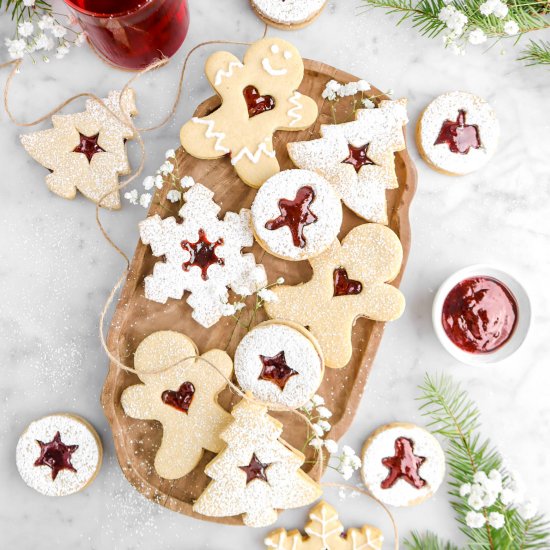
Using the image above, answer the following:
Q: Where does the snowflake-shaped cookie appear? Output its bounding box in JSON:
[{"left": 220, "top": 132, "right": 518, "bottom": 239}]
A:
[
  {"left": 288, "top": 99, "right": 408, "bottom": 224},
  {"left": 139, "top": 179, "right": 267, "bottom": 328}
]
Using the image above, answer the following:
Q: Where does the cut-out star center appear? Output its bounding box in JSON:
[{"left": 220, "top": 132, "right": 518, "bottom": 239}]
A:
[
  {"left": 259, "top": 350, "right": 298, "bottom": 390},
  {"left": 434, "top": 109, "right": 481, "bottom": 154},
  {"left": 265, "top": 186, "right": 318, "bottom": 248},
  {"left": 239, "top": 453, "right": 270, "bottom": 484},
  {"left": 381, "top": 437, "right": 427, "bottom": 490},
  {"left": 161, "top": 381, "right": 195, "bottom": 414},
  {"left": 181, "top": 228, "right": 225, "bottom": 281},
  {"left": 34, "top": 431, "right": 79, "bottom": 480},
  {"left": 341, "top": 143, "right": 376, "bottom": 173},
  {"left": 73, "top": 132, "right": 106, "bottom": 162}
]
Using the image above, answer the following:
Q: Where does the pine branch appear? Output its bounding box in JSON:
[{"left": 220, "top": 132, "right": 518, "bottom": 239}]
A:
[
  {"left": 417, "top": 373, "right": 550, "bottom": 550},
  {"left": 519, "top": 39, "right": 550, "bottom": 64},
  {"left": 404, "top": 530, "right": 460, "bottom": 550}
]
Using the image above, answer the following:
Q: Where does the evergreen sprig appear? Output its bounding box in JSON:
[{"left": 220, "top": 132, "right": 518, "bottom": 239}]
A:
[
  {"left": 405, "top": 373, "right": 550, "bottom": 549},
  {"left": 360, "top": 0, "right": 550, "bottom": 65}
]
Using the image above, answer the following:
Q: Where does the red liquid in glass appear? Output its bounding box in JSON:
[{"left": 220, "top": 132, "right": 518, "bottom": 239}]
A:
[
  {"left": 441, "top": 276, "right": 518, "bottom": 354},
  {"left": 66, "top": 0, "right": 190, "bottom": 70}
]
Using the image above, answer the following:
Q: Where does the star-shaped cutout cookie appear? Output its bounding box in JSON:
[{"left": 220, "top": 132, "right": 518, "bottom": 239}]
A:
[
  {"left": 121, "top": 331, "right": 233, "bottom": 480},
  {"left": 288, "top": 99, "right": 408, "bottom": 224},
  {"left": 265, "top": 223, "right": 405, "bottom": 368}
]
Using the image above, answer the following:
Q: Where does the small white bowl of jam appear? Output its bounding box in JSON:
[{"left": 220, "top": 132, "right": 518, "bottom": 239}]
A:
[{"left": 432, "top": 265, "right": 531, "bottom": 365}]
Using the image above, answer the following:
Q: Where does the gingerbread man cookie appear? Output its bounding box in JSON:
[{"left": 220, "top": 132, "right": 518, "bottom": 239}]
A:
[
  {"left": 180, "top": 38, "right": 318, "bottom": 188},
  {"left": 265, "top": 501, "right": 383, "bottom": 550},
  {"left": 265, "top": 224, "right": 405, "bottom": 368},
  {"left": 120, "top": 331, "right": 233, "bottom": 480}
]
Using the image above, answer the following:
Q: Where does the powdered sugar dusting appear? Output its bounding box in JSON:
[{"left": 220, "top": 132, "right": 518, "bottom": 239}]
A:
[
  {"left": 251, "top": 169, "right": 342, "bottom": 261},
  {"left": 234, "top": 322, "right": 323, "bottom": 409},
  {"left": 361, "top": 423, "right": 445, "bottom": 507},
  {"left": 16, "top": 414, "right": 101, "bottom": 497},
  {"left": 252, "top": 0, "right": 326, "bottom": 25},
  {"left": 418, "top": 91, "right": 499, "bottom": 175}
]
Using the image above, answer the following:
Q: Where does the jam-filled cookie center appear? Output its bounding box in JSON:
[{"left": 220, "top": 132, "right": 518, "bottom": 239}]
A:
[
  {"left": 435, "top": 109, "right": 481, "bottom": 155},
  {"left": 161, "top": 381, "right": 196, "bottom": 414},
  {"left": 239, "top": 453, "right": 271, "bottom": 484},
  {"left": 34, "top": 431, "right": 79, "bottom": 480},
  {"left": 181, "top": 228, "right": 225, "bottom": 281},
  {"left": 243, "top": 85, "right": 276, "bottom": 118},
  {"left": 73, "top": 132, "right": 106, "bottom": 163},
  {"left": 333, "top": 268, "right": 363, "bottom": 297},
  {"left": 381, "top": 436, "right": 427, "bottom": 490},
  {"left": 259, "top": 350, "right": 299, "bottom": 390},
  {"left": 342, "top": 143, "right": 376, "bottom": 173}
]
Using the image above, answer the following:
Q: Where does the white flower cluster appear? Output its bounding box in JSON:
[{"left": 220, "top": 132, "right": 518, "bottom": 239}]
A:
[
  {"left": 461, "top": 469, "right": 538, "bottom": 530},
  {"left": 322, "top": 79, "right": 371, "bottom": 101},
  {"left": 219, "top": 277, "right": 284, "bottom": 317},
  {"left": 5, "top": 11, "right": 85, "bottom": 62},
  {"left": 479, "top": 0, "right": 509, "bottom": 18}
]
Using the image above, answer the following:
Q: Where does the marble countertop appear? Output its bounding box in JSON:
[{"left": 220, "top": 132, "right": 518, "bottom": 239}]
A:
[{"left": 1, "top": 0, "right": 549, "bottom": 548}]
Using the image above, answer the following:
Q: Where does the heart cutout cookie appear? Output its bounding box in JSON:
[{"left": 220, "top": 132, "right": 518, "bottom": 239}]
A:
[
  {"left": 161, "top": 381, "right": 195, "bottom": 414},
  {"left": 243, "top": 85, "right": 276, "bottom": 118}
]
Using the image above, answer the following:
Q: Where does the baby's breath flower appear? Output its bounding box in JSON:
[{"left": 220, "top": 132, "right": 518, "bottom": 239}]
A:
[
  {"left": 519, "top": 500, "right": 538, "bottom": 520},
  {"left": 18, "top": 21, "right": 34, "bottom": 38},
  {"left": 324, "top": 439, "right": 338, "bottom": 454},
  {"left": 38, "top": 15, "right": 55, "bottom": 30},
  {"left": 167, "top": 190, "right": 182, "bottom": 203},
  {"left": 276, "top": 276, "right": 285, "bottom": 284},
  {"left": 124, "top": 189, "right": 138, "bottom": 205},
  {"left": 139, "top": 193, "right": 152, "bottom": 208},
  {"left": 362, "top": 98, "right": 376, "bottom": 109},
  {"left": 160, "top": 161, "right": 174, "bottom": 175},
  {"left": 23, "top": 0, "right": 36, "bottom": 6},
  {"left": 466, "top": 511, "right": 486, "bottom": 529},
  {"left": 55, "top": 45, "right": 70, "bottom": 59},
  {"left": 180, "top": 176, "right": 195, "bottom": 188},
  {"left": 493, "top": 1, "right": 509, "bottom": 18},
  {"left": 500, "top": 488, "right": 517, "bottom": 506},
  {"left": 339, "top": 465, "right": 354, "bottom": 480},
  {"left": 309, "top": 437, "right": 323, "bottom": 449},
  {"left": 312, "top": 424, "right": 324, "bottom": 437},
  {"left": 311, "top": 394, "right": 325, "bottom": 406},
  {"left": 165, "top": 148, "right": 175, "bottom": 159},
  {"left": 317, "top": 406, "right": 332, "bottom": 419},
  {"left": 460, "top": 483, "right": 472, "bottom": 497},
  {"left": 258, "top": 288, "right": 278, "bottom": 303},
  {"left": 469, "top": 28, "right": 488, "bottom": 45},
  {"left": 342, "top": 445, "right": 355, "bottom": 457},
  {"left": 473, "top": 471, "right": 489, "bottom": 485},
  {"left": 143, "top": 176, "right": 155, "bottom": 190},
  {"left": 468, "top": 493, "right": 484, "bottom": 510},
  {"left": 302, "top": 401, "right": 313, "bottom": 413},
  {"left": 75, "top": 32, "right": 86, "bottom": 46},
  {"left": 504, "top": 20, "right": 519, "bottom": 35},
  {"left": 316, "top": 420, "right": 331, "bottom": 433},
  {"left": 154, "top": 174, "right": 164, "bottom": 189},
  {"left": 51, "top": 25, "right": 67, "bottom": 38},
  {"left": 356, "top": 79, "right": 370, "bottom": 92},
  {"left": 35, "top": 33, "right": 54, "bottom": 51},
  {"left": 488, "top": 512, "right": 505, "bottom": 529}
]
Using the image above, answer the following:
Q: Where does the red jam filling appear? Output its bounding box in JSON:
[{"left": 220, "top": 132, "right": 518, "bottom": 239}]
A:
[
  {"left": 265, "top": 186, "right": 318, "bottom": 248},
  {"left": 381, "top": 437, "right": 427, "bottom": 490},
  {"left": 441, "top": 276, "right": 518, "bottom": 354},
  {"left": 34, "top": 431, "right": 79, "bottom": 480},
  {"left": 434, "top": 110, "right": 481, "bottom": 154},
  {"left": 73, "top": 132, "right": 106, "bottom": 162},
  {"left": 333, "top": 268, "right": 363, "bottom": 297},
  {"left": 243, "top": 85, "right": 276, "bottom": 118},
  {"left": 239, "top": 453, "right": 270, "bottom": 484},
  {"left": 341, "top": 143, "right": 376, "bottom": 173},
  {"left": 258, "top": 350, "right": 298, "bottom": 390},
  {"left": 161, "top": 381, "right": 195, "bottom": 414},
  {"left": 181, "top": 228, "right": 224, "bottom": 281}
]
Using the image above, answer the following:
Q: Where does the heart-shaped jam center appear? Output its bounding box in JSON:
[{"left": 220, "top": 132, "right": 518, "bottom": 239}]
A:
[
  {"left": 333, "top": 268, "right": 363, "bottom": 297},
  {"left": 243, "top": 85, "right": 276, "bottom": 118},
  {"left": 161, "top": 381, "right": 195, "bottom": 414}
]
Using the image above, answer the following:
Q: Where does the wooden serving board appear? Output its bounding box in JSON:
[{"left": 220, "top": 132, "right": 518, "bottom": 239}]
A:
[{"left": 101, "top": 60, "right": 417, "bottom": 524}]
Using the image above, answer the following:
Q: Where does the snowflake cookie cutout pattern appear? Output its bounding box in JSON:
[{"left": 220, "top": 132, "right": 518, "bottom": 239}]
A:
[
  {"left": 265, "top": 500, "right": 383, "bottom": 550},
  {"left": 139, "top": 178, "right": 267, "bottom": 328},
  {"left": 288, "top": 99, "right": 408, "bottom": 224},
  {"left": 21, "top": 89, "right": 137, "bottom": 210},
  {"left": 180, "top": 37, "right": 318, "bottom": 188}
]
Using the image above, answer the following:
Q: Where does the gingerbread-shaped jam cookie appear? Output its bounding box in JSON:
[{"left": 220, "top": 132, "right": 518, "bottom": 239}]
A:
[
  {"left": 416, "top": 91, "right": 499, "bottom": 176},
  {"left": 16, "top": 414, "right": 103, "bottom": 497},
  {"left": 250, "top": 0, "right": 327, "bottom": 30},
  {"left": 265, "top": 500, "right": 384, "bottom": 550},
  {"left": 139, "top": 179, "right": 266, "bottom": 328},
  {"left": 21, "top": 89, "right": 137, "bottom": 209},
  {"left": 265, "top": 223, "right": 405, "bottom": 368},
  {"left": 193, "top": 396, "right": 322, "bottom": 527},
  {"left": 361, "top": 422, "right": 445, "bottom": 507},
  {"left": 120, "top": 331, "right": 233, "bottom": 480},
  {"left": 234, "top": 321, "right": 324, "bottom": 409},
  {"left": 180, "top": 38, "right": 318, "bottom": 188},
  {"left": 288, "top": 99, "right": 408, "bottom": 225},
  {"left": 251, "top": 169, "right": 342, "bottom": 261}
]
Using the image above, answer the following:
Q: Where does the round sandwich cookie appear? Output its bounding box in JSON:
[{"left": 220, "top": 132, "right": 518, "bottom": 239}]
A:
[
  {"left": 234, "top": 320, "right": 324, "bottom": 409},
  {"left": 16, "top": 413, "right": 103, "bottom": 497},
  {"left": 250, "top": 0, "right": 328, "bottom": 30},
  {"left": 361, "top": 422, "right": 445, "bottom": 507},
  {"left": 416, "top": 91, "right": 499, "bottom": 176},
  {"left": 251, "top": 169, "right": 342, "bottom": 261}
]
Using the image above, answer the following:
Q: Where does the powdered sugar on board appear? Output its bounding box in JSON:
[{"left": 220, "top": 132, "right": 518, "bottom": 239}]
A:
[
  {"left": 139, "top": 178, "right": 267, "bottom": 328},
  {"left": 16, "top": 414, "right": 102, "bottom": 497},
  {"left": 252, "top": 0, "right": 326, "bottom": 25}
]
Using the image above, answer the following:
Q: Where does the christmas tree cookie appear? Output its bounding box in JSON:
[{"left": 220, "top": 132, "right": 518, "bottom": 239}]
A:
[
  {"left": 193, "top": 395, "right": 321, "bottom": 527},
  {"left": 21, "top": 89, "right": 137, "bottom": 209}
]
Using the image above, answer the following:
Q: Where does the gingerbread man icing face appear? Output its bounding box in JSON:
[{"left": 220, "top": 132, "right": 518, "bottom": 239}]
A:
[{"left": 180, "top": 38, "right": 318, "bottom": 188}]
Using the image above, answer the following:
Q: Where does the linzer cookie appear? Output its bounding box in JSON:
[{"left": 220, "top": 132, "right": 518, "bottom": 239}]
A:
[
  {"left": 416, "top": 91, "right": 499, "bottom": 176},
  {"left": 16, "top": 414, "right": 102, "bottom": 497},
  {"left": 180, "top": 38, "right": 318, "bottom": 188},
  {"left": 361, "top": 422, "right": 445, "bottom": 507},
  {"left": 250, "top": 0, "right": 327, "bottom": 30},
  {"left": 120, "top": 331, "right": 233, "bottom": 480},
  {"left": 265, "top": 223, "right": 405, "bottom": 368},
  {"left": 234, "top": 321, "right": 324, "bottom": 409},
  {"left": 251, "top": 169, "right": 342, "bottom": 261},
  {"left": 288, "top": 99, "right": 408, "bottom": 224},
  {"left": 139, "top": 178, "right": 266, "bottom": 328},
  {"left": 193, "top": 396, "right": 321, "bottom": 527}
]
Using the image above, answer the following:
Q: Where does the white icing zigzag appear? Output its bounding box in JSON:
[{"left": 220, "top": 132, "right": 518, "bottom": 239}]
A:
[
  {"left": 214, "top": 61, "right": 244, "bottom": 86},
  {"left": 231, "top": 141, "right": 276, "bottom": 165},
  {"left": 287, "top": 91, "right": 303, "bottom": 127},
  {"left": 191, "top": 117, "right": 230, "bottom": 154}
]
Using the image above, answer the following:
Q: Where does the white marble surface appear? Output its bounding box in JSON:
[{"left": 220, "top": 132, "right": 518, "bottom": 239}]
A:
[{"left": 1, "top": 0, "right": 549, "bottom": 548}]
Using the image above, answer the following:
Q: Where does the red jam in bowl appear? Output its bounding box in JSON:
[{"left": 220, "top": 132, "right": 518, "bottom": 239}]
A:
[{"left": 441, "top": 276, "right": 518, "bottom": 354}]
